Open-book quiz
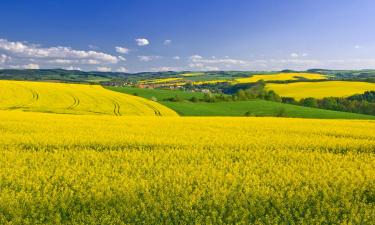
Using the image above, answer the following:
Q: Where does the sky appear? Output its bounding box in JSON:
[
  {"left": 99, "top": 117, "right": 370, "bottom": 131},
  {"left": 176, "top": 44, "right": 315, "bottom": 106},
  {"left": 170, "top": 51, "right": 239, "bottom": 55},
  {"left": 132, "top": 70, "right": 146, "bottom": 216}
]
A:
[{"left": 0, "top": 0, "right": 375, "bottom": 72}]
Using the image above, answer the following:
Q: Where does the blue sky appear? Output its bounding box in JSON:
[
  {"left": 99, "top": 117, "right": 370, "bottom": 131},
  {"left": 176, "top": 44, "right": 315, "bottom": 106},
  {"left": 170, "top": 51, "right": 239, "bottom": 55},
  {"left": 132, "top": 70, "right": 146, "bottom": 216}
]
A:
[{"left": 0, "top": 0, "right": 375, "bottom": 72}]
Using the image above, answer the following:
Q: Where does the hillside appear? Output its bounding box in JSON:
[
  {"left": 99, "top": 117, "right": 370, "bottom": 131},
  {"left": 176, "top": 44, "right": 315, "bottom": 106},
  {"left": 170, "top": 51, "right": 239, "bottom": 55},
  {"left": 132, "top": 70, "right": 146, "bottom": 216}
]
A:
[
  {"left": 234, "top": 72, "right": 328, "bottom": 83},
  {"left": 162, "top": 100, "right": 375, "bottom": 119},
  {"left": 108, "top": 86, "right": 375, "bottom": 119},
  {"left": 0, "top": 80, "right": 177, "bottom": 116},
  {"left": 267, "top": 81, "right": 375, "bottom": 100}
]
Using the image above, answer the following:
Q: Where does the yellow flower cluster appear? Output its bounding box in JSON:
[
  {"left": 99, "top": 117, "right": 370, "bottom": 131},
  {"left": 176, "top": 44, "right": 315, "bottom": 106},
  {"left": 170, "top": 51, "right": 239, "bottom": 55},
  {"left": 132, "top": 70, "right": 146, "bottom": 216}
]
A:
[{"left": 0, "top": 110, "right": 374, "bottom": 224}]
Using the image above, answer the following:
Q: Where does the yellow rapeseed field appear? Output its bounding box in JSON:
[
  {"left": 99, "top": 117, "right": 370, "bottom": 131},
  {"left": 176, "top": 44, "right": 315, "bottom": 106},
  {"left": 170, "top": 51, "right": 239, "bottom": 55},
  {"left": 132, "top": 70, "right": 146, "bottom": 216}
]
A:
[
  {"left": 139, "top": 77, "right": 183, "bottom": 84},
  {"left": 180, "top": 72, "right": 204, "bottom": 77},
  {"left": 235, "top": 73, "right": 327, "bottom": 83},
  {"left": 193, "top": 79, "right": 230, "bottom": 85},
  {"left": 0, "top": 110, "right": 374, "bottom": 224},
  {"left": 267, "top": 81, "right": 375, "bottom": 100},
  {"left": 0, "top": 80, "right": 177, "bottom": 116}
]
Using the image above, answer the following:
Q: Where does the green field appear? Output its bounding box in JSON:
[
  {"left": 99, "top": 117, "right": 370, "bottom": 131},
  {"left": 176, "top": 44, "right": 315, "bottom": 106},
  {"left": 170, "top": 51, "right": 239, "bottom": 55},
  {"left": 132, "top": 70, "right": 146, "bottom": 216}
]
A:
[
  {"left": 162, "top": 100, "right": 375, "bottom": 119},
  {"left": 108, "top": 86, "right": 375, "bottom": 119}
]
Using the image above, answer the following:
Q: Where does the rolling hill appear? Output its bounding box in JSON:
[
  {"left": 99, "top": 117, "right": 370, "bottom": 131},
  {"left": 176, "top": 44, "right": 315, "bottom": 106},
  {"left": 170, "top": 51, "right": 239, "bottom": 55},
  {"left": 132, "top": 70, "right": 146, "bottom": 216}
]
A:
[
  {"left": 0, "top": 80, "right": 177, "bottom": 116},
  {"left": 235, "top": 72, "right": 327, "bottom": 83},
  {"left": 267, "top": 81, "right": 375, "bottom": 100}
]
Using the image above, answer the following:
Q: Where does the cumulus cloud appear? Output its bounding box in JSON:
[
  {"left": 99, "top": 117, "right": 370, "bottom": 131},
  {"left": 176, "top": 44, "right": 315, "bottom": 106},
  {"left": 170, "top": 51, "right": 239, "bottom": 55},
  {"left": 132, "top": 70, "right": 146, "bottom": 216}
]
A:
[
  {"left": 189, "top": 62, "right": 219, "bottom": 71},
  {"left": 290, "top": 53, "right": 299, "bottom": 58},
  {"left": 0, "top": 39, "right": 119, "bottom": 64},
  {"left": 88, "top": 44, "right": 99, "bottom": 50},
  {"left": 190, "top": 55, "right": 203, "bottom": 60},
  {"left": 135, "top": 38, "right": 149, "bottom": 46},
  {"left": 115, "top": 46, "right": 130, "bottom": 54},
  {"left": 173, "top": 56, "right": 180, "bottom": 60},
  {"left": 152, "top": 66, "right": 181, "bottom": 72},
  {"left": 116, "top": 67, "right": 128, "bottom": 72},
  {"left": 96, "top": 66, "right": 112, "bottom": 72},
  {"left": 164, "top": 40, "right": 172, "bottom": 45},
  {"left": 23, "top": 63, "right": 40, "bottom": 69},
  {"left": 64, "top": 66, "right": 81, "bottom": 71},
  {"left": 138, "top": 55, "right": 161, "bottom": 62},
  {"left": 290, "top": 53, "right": 308, "bottom": 58},
  {"left": 190, "top": 55, "right": 246, "bottom": 65},
  {"left": 0, "top": 54, "right": 11, "bottom": 63},
  {"left": 118, "top": 56, "right": 126, "bottom": 61},
  {"left": 49, "top": 59, "right": 73, "bottom": 64}
]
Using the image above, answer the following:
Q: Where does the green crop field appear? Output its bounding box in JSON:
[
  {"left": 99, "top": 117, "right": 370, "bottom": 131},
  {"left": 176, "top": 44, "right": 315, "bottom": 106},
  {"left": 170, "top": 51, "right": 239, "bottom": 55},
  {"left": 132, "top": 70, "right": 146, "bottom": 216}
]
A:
[{"left": 162, "top": 100, "right": 375, "bottom": 119}]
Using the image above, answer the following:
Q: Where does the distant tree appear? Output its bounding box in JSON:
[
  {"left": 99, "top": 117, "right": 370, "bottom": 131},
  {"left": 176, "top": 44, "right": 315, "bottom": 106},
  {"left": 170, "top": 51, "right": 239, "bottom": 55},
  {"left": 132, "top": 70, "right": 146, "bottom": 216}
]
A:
[
  {"left": 169, "top": 95, "right": 183, "bottom": 102},
  {"left": 282, "top": 97, "right": 297, "bottom": 104},
  {"left": 319, "top": 97, "right": 338, "bottom": 110},
  {"left": 190, "top": 96, "right": 199, "bottom": 102},
  {"left": 265, "top": 90, "right": 282, "bottom": 102},
  {"left": 275, "top": 107, "right": 287, "bottom": 117},
  {"left": 300, "top": 97, "right": 318, "bottom": 108}
]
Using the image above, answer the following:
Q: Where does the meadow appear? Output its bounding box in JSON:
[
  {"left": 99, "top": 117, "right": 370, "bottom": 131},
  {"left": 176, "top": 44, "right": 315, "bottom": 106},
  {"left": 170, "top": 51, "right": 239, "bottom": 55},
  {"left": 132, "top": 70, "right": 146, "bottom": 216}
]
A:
[
  {"left": 162, "top": 100, "right": 375, "bottom": 119},
  {"left": 0, "top": 80, "right": 177, "bottom": 116},
  {"left": 0, "top": 110, "right": 374, "bottom": 224},
  {"left": 267, "top": 81, "right": 375, "bottom": 100}
]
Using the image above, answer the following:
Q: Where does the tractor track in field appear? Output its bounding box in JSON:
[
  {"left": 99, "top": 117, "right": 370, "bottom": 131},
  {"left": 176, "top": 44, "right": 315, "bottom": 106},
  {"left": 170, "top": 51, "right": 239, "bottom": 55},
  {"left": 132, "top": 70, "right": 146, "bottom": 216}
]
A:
[
  {"left": 112, "top": 100, "right": 122, "bottom": 116},
  {"left": 7, "top": 87, "right": 39, "bottom": 110},
  {"left": 67, "top": 95, "right": 80, "bottom": 110},
  {"left": 143, "top": 102, "right": 162, "bottom": 116}
]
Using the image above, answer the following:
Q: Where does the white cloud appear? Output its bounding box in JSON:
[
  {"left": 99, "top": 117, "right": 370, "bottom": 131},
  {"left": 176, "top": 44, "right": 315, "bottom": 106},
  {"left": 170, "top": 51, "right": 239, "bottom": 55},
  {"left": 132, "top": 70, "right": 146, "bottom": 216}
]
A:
[
  {"left": 190, "top": 55, "right": 246, "bottom": 65},
  {"left": 23, "top": 63, "right": 40, "bottom": 69},
  {"left": 84, "top": 59, "right": 100, "bottom": 65},
  {"left": 138, "top": 55, "right": 161, "bottom": 62},
  {"left": 88, "top": 44, "right": 99, "bottom": 50},
  {"left": 135, "top": 38, "right": 149, "bottom": 46},
  {"left": 0, "top": 39, "right": 119, "bottom": 64},
  {"left": 164, "top": 40, "right": 172, "bottom": 45},
  {"left": 152, "top": 66, "right": 180, "bottom": 72},
  {"left": 116, "top": 67, "right": 128, "bottom": 72},
  {"left": 0, "top": 54, "right": 11, "bottom": 63},
  {"left": 115, "top": 46, "right": 130, "bottom": 54},
  {"left": 189, "top": 63, "right": 204, "bottom": 68},
  {"left": 290, "top": 53, "right": 308, "bottom": 58},
  {"left": 188, "top": 62, "right": 219, "bottom": 71},
  {"left": 190, "top": 55, "right": 203, "bottom": 60},
  {"left": 49, "top": 59, "right": 72, "bottom": 64},
  {"left": 64, "top": 66, "right": 81, "bottom": 71},
  {"left": 290, "top": 53, "right": 299, "bottom": 58},
  {"left": 97, "top": 66, "right": 112, "bottom": 72},
  {"left": 173, "top": 56, "right": 180, "bottom": 60},
  {"left": 354, "top": 45, "right": 363, "bottom": 49},
  {"left": 118, "top": 56, "right": 126, "bottom": 61}
]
